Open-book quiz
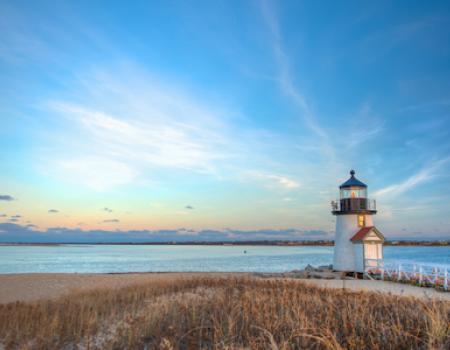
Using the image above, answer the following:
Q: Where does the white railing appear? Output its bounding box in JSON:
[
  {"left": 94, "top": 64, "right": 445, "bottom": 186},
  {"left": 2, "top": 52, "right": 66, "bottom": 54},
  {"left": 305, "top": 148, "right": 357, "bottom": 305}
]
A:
[
  {"left": 331, "top": 198, "right": 376, "bottom": 212},
  {"left": 364, "top": 259, "right": 449, "bottom": 291}
]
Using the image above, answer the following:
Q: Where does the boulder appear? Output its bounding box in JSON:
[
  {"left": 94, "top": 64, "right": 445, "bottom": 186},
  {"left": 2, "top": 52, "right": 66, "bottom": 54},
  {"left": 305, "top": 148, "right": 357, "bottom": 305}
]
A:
[
  {"left": 310, "top": 271, "right": 341, "bottom": 280},
  {"left": 318, "top": 264, "right": 333, "bottom": 271}
]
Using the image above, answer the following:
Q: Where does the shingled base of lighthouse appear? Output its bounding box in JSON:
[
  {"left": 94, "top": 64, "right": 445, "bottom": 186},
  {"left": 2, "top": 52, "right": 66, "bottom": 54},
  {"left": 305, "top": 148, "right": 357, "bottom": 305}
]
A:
[{"left": 331, "top": 170, "right": 385, "bottom": 273}]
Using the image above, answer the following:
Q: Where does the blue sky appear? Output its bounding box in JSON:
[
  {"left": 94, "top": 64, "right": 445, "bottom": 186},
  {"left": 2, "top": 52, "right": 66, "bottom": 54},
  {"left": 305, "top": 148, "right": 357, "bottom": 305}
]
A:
[{"left": 1, "top": 0, "right": 450, "bottom": 241}]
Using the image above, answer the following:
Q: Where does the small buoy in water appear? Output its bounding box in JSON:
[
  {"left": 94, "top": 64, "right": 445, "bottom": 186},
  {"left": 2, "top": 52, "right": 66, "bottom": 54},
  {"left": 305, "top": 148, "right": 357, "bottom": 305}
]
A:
[{"left": 244, "top": 250, "right": 247, "bottom": 254}]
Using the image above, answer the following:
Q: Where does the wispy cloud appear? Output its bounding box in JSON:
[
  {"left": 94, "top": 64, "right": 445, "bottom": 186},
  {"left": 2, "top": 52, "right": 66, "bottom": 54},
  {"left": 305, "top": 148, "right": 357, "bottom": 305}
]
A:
[
  {"left": 102, "top": 219, "right": 119, "bottom": 223},
  {"left": 345, "top": 103, "right": 384, "bottom": 149},
  {"left": 259, "top": 1, "right": 334, "bottom": 160},
  {"left": 357, "top": 16, "right": 446, "bottom": 63},
  {"left": 398, "top": 98, "right": 450, "bottom": 113},
  {"left": 245, "top": 171, "right": 300, "bottom": 189},
  {"left": 55, "top": 157, "right": 138, "bottom": 191},
  {"left": 373, "top": 157, "right": 450, "bottom": 198},
  {"left": 43, "top": 65, "right": 241, "bottom": 190},
  {"left": 185, "top": 205, "right": 195, "bottom": 210},
  {"left": 48, "top": 209, "right": 59, "bottom": 213},
  {"left": 57, "top": 104, "right": 226, "bottom": 169},
  {"left": 103, "top": 207, "right": 113, "bottom": 213},
  {"left": 0, "top": 195, "right": 15, "bottom": 201},
  {"left": 266, "top": 175, "right": 299, "bottom": 189}
]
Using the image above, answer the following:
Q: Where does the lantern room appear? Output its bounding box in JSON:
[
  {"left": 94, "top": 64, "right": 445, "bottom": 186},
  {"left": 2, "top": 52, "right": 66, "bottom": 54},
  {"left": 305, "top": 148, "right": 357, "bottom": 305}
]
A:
[
  {"left": 339, "top": 170, "right": 367, "bottom": 199},
  {"left": 332, "top": 170, "right": 376, "bottom": 214}
]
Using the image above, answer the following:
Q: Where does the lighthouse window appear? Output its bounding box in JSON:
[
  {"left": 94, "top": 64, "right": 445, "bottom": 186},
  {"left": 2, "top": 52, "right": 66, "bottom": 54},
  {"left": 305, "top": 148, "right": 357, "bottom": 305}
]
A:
[
  {"left": 340, "top": 188, "right": 367, "bottom": 199},
  {"left": 358, "top": 215, "right": 365, "bottom": 227}
]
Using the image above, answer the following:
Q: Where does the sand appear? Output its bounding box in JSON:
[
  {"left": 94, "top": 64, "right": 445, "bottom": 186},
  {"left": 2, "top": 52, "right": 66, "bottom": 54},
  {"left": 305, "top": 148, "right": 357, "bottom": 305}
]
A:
[
  {"left": 0, "top": 273, "right": 448, "bottom": 304},
  {"left": 0, "top": 272, "right": 237, "bottom": 303}
]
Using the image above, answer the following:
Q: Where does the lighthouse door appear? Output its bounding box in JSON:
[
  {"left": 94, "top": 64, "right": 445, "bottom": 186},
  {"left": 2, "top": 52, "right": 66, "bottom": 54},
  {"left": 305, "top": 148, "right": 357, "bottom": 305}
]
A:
[
  {"left": 365, "top": 243, "right": 379, "bottom": 259},
  {"left": 364, "top": 243, "right": 380, "bottom": 270}
]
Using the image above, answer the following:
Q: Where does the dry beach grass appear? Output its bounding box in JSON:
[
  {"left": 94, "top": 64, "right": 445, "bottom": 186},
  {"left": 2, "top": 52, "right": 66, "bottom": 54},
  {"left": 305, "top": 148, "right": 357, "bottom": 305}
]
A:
[{"left": 0, "top": 276, "right": 449, "bottom": 349}]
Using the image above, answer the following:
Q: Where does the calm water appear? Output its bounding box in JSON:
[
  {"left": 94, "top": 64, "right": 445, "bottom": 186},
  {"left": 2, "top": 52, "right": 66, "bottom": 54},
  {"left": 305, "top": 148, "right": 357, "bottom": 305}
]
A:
[{"left": 0, "top": 245, "right": 448, "bottom": 274}]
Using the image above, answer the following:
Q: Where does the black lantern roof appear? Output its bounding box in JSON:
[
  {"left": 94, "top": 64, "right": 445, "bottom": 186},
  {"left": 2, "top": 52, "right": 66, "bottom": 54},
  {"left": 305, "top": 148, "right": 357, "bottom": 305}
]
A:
[{"left": 339, "top": 170, "right": 367, "bottom": 189}]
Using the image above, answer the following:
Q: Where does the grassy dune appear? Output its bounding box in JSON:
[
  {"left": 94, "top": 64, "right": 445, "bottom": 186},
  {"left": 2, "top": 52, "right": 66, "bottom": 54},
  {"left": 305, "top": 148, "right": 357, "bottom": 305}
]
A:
[{"left": 0, "top": 277, "right": 448, "bottom": 349}]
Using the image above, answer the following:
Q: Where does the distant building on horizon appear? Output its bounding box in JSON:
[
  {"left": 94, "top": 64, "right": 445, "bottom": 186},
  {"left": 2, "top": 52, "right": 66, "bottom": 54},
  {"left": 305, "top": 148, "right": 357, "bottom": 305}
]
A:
[{"left": 331, "top": 170, "right": 385, "bottom": 273}]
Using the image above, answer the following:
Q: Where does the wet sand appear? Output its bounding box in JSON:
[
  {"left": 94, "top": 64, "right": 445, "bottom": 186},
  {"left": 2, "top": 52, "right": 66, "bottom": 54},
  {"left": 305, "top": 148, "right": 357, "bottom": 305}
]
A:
[{"left": 0, "top": 273, "right": 448, "bottom": 303}]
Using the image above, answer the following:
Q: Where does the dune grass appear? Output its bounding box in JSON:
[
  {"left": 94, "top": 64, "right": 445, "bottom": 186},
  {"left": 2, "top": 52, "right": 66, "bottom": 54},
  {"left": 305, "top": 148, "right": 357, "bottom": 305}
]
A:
[{"left": 0, "top": 277, "right": 448, "bottom": 349}]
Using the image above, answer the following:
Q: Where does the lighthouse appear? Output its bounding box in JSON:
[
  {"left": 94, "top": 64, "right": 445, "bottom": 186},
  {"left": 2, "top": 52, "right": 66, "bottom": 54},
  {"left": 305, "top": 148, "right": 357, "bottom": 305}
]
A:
[{"left": 331, "top": 170, "right": 385, "bottom": 273}]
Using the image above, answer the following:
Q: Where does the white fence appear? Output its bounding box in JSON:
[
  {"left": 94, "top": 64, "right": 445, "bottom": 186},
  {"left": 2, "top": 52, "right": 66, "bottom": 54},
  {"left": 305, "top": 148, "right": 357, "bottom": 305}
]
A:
[{"left": 364, "top": 259, "right": 449, "bottom": 291}]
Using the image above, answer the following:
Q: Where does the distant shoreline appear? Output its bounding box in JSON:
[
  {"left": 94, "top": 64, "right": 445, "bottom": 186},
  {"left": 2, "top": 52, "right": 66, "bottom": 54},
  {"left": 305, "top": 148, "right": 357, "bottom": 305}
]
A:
[{"left": 0, "top": 240, "right": 448, "bottom": 247}]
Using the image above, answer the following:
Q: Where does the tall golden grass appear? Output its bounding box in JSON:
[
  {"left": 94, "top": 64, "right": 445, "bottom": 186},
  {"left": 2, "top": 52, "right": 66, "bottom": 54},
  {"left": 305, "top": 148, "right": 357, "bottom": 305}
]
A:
[{"left": 0, "top": 277, "right": 448, "bottom": 349}]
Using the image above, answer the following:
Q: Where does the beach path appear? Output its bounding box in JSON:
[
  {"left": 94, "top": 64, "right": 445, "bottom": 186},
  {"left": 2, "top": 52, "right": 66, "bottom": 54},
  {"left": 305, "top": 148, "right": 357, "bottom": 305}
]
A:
[{"left": 299, "top": 278, "right": 450, "bottom": 301}]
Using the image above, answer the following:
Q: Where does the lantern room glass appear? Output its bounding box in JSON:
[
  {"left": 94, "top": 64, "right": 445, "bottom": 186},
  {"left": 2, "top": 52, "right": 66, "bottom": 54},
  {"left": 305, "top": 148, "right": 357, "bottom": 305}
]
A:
[{"left": 340, "top": 187, "right": 367, "bottom": 199}]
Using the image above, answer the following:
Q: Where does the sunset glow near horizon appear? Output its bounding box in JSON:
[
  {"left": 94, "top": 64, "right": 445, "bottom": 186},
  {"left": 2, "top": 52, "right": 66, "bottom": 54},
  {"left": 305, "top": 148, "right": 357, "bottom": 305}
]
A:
[{"left": 1, "top": 1, "right": 450, "bottom": 242}]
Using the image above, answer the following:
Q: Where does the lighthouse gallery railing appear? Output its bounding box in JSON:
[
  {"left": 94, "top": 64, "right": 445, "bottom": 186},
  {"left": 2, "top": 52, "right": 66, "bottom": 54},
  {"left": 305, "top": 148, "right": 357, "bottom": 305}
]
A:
[
  {"left": 364, "top": 259, "right": 449, "bottom": 291},
  {"left": 331, "top": 198, "right": 376, "bottom": 212}
]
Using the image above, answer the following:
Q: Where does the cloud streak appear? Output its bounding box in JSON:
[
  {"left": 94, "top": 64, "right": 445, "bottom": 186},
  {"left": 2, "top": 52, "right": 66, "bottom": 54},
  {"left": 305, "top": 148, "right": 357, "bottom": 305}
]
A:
[
  {"left": 265, "top": 175, "right": 299, "bottom": 189},
  {"left": 259, "top": 1, "right": 334, "bottom": 160},
  {"left": 373, "top": 157, "right": 450, "bottom": 198},
  {"left": 0, "top": 195, "right": 15, "bottom": 201},
  {"left": 102, "top": 219, "right": 120, "bottom": 223},
  {"left": 245, "top": 171, "right": 300, "bottom": 189},
  {"left": 43, "top": 65, "right": 243, "bottom": 190},
  {"left": 345, "top": 103, "right": 385, "bottom": 150}
]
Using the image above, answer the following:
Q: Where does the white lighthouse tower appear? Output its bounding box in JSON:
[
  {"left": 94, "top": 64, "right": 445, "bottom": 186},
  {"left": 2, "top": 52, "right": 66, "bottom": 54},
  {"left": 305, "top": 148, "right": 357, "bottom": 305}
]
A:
[{"left": 331, "top": 170, "right": 385, "bottom": 273}]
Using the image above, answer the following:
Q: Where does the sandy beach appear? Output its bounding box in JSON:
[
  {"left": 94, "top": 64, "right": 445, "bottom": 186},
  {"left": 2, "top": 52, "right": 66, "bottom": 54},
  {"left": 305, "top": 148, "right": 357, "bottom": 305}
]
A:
[
  {"left": 0, "top": 272, "right": 448, "bottom": 304},
  {"left": 0, "top": 272, "right": 240, "bottom": 303}
]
